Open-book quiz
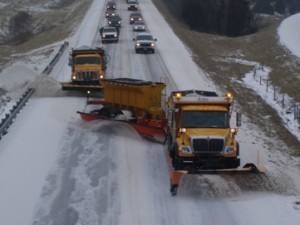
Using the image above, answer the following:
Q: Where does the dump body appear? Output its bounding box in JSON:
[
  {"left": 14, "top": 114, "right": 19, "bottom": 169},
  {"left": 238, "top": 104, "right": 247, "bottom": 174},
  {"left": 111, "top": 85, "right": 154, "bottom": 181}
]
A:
[
  {"left": 61, "top": 47, "right": 107, "bottom": 91},
  {"left": 101, "top": 78, "right": 166, "bottom": 120}
]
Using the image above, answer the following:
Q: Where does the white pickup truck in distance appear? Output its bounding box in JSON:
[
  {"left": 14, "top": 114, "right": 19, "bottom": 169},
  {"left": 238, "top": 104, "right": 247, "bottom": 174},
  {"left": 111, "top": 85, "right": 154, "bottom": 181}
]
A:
[
  {"left": 99, "top": 27, "right": 119, "bottom": 43},
  {"left": 133, "top": 32, "right": 157, "bottom": 53}
]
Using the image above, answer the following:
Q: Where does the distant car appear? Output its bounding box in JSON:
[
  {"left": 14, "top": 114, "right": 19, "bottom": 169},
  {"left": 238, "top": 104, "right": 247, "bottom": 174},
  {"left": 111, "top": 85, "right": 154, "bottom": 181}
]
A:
[
  {"left": 129, "top": 12, "right": 143, "bottom": 24},
  {"left": 105, "top": 9, "right": 115, "bottom": 18},
  {"left": 133, "top": 32, "right": 157, "bottom": 53},
  {"left": 99, "top": 26, "right": 119, "bottom": 43},
  {"left": 107, "top": 14, "right": 122, "bottom": 28},
  {"left": 132, "top": 21, "right": 146, "bottom": 32},
  {"left": 127, "top": 0, "right": 138, "bottom": 11},
  {"left": 106, "top": 1, "right": 116, "bottom": 10}
]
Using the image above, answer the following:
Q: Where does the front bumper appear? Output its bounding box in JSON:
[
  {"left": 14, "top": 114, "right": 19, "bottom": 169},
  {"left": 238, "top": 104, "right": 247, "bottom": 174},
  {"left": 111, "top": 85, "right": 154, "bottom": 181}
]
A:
[
  {"left": 173, "top": 154, "right": 240, "bottom": 170},
  {"left": 102, "top": 36, "right": 118, "bottom": 42}
]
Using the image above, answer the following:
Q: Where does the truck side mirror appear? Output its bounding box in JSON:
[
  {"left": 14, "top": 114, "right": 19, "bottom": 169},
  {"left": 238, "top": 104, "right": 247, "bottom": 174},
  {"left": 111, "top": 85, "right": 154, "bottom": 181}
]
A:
[
  {"left": 236, "top": 112, "right": 242, "bottom": 127},
  {"left": 68, "top": 57, "right": 72, "bottom": 66}
]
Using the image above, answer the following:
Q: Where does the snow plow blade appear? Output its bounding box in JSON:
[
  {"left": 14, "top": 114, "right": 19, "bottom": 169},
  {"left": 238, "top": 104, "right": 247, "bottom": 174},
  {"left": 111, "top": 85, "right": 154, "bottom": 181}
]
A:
[
  {"left": 61, "top": 83, "right": 103, "bottom": 92},
  {"left": 169, "top": 162, "right": 266, "bottom": 196},
  {"left": 77, "top": 111, "right": 168, "bottom": 144}
]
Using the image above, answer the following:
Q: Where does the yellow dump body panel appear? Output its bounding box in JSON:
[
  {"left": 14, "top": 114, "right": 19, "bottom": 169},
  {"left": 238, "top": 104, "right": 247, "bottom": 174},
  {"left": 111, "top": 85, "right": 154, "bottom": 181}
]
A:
[{"left": 101, "top": 78, "right": 166, "bottom": 119}]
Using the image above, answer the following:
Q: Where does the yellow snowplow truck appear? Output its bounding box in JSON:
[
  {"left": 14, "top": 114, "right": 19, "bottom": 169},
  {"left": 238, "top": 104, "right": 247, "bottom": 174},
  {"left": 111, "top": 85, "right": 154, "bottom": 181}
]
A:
[
  {"left": 61, "top": 47, "right": 109, "bottom": 92},
  {"left": 166, "top": 90, "right": 265, "bottom": 195}
]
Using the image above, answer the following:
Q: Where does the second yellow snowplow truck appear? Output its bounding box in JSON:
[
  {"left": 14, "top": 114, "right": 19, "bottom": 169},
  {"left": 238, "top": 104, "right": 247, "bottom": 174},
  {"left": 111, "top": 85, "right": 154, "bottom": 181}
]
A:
[
  {"left": 61, "top": 46, "right": 109, "bottom": 91},
  {"left": 166, "top": 90, "right": 265, "bottom": 195}
]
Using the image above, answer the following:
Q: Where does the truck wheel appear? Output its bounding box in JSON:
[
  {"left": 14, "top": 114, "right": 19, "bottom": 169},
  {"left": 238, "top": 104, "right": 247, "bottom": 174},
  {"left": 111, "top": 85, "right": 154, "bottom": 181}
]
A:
[
  {"left": 173, "top": 151, "right": 183, "bottom": 170},
  {"left": 170, "top": 184, "right": 178, "bottom": 196},
  {"left": 152, "top": 49, "right": 155, "bottom": 54},
  {"left": 98, "top": 107, "right": 111, "bottom": 117}
]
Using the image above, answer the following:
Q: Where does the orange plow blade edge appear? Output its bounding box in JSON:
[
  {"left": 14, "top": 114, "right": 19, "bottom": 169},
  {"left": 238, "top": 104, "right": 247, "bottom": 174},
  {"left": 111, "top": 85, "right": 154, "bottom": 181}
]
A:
[{"left": 77, "top": 111, "right": 168, "bottom": 144}]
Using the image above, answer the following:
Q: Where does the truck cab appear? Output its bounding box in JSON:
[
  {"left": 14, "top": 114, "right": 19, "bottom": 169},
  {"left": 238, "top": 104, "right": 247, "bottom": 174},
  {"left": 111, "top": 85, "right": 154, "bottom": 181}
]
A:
[
  {"left": 68, "top": 47, "right": 107, "bottom": 86},
  {"left": 167, "top": 90, "right": 241, "bottom": 170}
]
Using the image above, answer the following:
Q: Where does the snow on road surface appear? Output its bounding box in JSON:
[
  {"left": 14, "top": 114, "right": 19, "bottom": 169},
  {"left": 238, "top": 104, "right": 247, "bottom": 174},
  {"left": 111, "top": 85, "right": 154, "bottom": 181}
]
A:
[{"left": 0, "top": 0, "right": 300, "bottom": 225}]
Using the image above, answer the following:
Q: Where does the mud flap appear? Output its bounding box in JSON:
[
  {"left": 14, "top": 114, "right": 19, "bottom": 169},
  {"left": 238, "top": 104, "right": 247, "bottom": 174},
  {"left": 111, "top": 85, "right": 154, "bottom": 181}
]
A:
[{"left": 170, "top": 170, "right": 187, "bottom": 196}]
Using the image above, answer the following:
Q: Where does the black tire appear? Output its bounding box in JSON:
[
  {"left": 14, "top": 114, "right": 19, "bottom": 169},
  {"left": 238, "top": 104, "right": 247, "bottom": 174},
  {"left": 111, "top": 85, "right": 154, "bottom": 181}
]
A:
[
  {"left": 98, "top": 107, "right": 123, "bottom": 118},
  {"left": 98, "top": 107, "right": 111, "bottom": 117},
  {"left": 173, "top": 150, "right": 183, "bottom": 170},
  {"left": 135, "top": 49, "right": 139, "bottom": 53},
  {"left": 152, "top": 49, "right": 155, "bottom": 54}
]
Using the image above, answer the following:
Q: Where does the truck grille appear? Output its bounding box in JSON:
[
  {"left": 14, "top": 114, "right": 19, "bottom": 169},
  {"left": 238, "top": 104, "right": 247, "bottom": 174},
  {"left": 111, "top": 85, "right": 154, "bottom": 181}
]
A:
[
  {"left": 78, "top": 71, "right": 98, "bottom": 81},
  {"left": 140, "top": 43, "right": 151, "bottom": 47},
  {"left": 192, "top": 137, "right": 224, "bottom": 153}
]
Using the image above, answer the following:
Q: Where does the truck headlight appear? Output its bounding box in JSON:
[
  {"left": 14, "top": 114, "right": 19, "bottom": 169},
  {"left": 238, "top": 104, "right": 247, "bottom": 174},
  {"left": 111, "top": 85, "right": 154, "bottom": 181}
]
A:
[
  {"left": 231, "top": 128, "right": 238, "bottom": 134},
  {"left": 72, "top": 75, "right": 77, "bottom": 80},
  {"left": 181, "top": 146, "right": 193, "bottom": 154},
  {"left": 225, "top": 147, "right": 234, "bottom": 154},
  {"left": 136, "top": 43, "right": 140, "bottom": 47},
  {"left": 151, "top": 43, "right": 155, "bottom": 47}
]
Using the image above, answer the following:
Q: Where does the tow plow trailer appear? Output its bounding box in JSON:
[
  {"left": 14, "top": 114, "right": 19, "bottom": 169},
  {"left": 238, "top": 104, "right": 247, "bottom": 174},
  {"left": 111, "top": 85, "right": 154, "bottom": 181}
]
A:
[
  {"left": 77, "top": 78, "right": 168, "bottom": 144},
  {"left": 169, "top": 160, "right": 267, "bottom": 196}
]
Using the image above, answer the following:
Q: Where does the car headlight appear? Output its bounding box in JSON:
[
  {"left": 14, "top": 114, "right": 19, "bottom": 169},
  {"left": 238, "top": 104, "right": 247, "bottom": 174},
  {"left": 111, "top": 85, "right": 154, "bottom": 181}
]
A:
[
  {"left": 181, "top": 146, "right": 193, "bottom": 154},
  {"left": 225, "top": 147, "right": 235, "bottom": 154},
  {"left": 151, "top": 43, "right": 155, "bottom": 47},
  {"left": 114, "top": 34, "right": 117, "bottom": 37},
  {"left": 72, "top": 75, "right": 77, "bottom": 80},
  {"left": 102, "top": 35, "right": 106, "bottom": 38},
  {"left": 136, "top": 43, "right": 140, "bottom": 47}
]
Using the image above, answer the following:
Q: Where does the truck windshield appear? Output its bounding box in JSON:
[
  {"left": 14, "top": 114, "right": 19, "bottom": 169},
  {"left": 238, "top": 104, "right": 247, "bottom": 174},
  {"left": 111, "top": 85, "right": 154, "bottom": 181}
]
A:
[
  {"left": 182, "top": 111, "right": 229, "bottom": 128},
  {"left": 137, "top": 35, "right": 153, "bottom": 40},
  {"left": 75, "top": 57, "right": 100, "bottom": 65}
]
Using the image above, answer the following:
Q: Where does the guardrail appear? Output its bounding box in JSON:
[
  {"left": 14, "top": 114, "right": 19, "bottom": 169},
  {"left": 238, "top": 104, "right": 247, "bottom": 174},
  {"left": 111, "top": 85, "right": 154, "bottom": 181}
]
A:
[
  {"left": 0, "top": 88, "right": 35, "bottom": 140},
  {"left": 0, "top": 41, "right": 69, "bottom": 141},
  {"left": 42, "top": 41, "right": 69, "bottom": 75}
]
